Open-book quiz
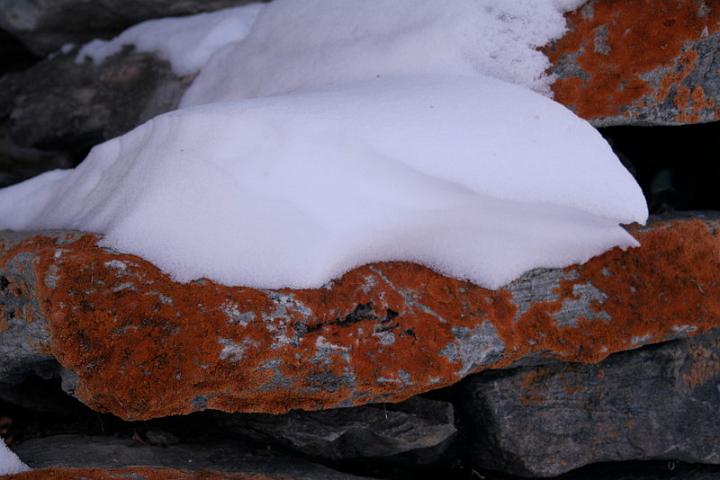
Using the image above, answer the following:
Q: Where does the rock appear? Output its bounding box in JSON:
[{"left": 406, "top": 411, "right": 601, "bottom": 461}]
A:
[
  {"left": 0, "top": 47, "right": 189, "bottom": 186},
  {"left": 9, "top": 434, "right": 373, "bottom": 480},
  {"left": 460, "top": 329, "right": 720, "bottom": 477},
  {"left": 547, "top": 0, "right": 720, "bottom": 126},
  {"left": 0, "top": 0, "right": 262, "bottom": 56},
  {"left": 2, "top": 215, "right": 720, "bottom": 419},
  {"left": 212, "top": 396, "right": 456, "bottom": 462}
]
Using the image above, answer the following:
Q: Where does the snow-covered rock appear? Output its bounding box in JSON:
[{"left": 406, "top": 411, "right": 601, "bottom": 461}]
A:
[{"left": 0, "top": 0, "right": 647, "bottom": 290}]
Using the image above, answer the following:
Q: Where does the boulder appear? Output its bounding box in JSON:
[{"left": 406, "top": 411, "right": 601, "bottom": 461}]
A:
[
  {"left": 0, "top": 0, "right": 262, "bottom": 56},
  {"left": 2, "top": 216, "right": 720, "bottom": 419},
  {"left": 460, "top": 329, "right": 720, "bottom": 477},
  {"left": 8, "top": 434, "right": 373, "bottom": 480},
  {"left": 547, "top": 0, "right": 720, "bottom": 126}
]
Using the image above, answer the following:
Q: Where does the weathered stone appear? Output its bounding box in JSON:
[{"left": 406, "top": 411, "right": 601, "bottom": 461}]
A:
[
  {"left": 0, "top": 0, "right": 262, "bottom": 56},
  {"left": 212, "top": 396, "right": 456, "bottom": 462},
  {"left": 9, "top": 434, "right": 372, "bottom": 480},
  {"left": 547, "top": 0, "right": 720, "bottom": 126},
  {"left": 2, "top": 215, "right": 720, "bottom": 419},
  {"left": 0, "top": 47, "right": 189, "bottom": 186},
  {"left": 460, "top": 329, "right": 720, "bottom": 477}
]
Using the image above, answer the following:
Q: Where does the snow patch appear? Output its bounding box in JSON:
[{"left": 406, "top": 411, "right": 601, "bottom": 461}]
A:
[
  {"left": 0, "top": 438, "right": 29, "bottom": 475},
  {"left": 76, "top": 4, "right": 263, "bottom": 76},
  {"left": 183, "top": 0, "right": 586, "bottom": 104}
]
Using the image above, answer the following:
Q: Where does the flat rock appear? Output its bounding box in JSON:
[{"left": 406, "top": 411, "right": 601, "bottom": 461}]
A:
[
  {"left": 2, "top": 215, "right": 720, "bottom": 419},
  {"left": 212, "top": 395, "right": 456, "bottom": 462},
  {"left": 8, "top": 434, "right": 371, "bottom": 480},
  {"left": 0, "top": 0, "right": 261, "bottom": 55},
  {"left": 460, "top": 329, "right": 720, "bottom": 477},
  {"left": 547, "top": 0, "right": 720, "bottom": 126}
]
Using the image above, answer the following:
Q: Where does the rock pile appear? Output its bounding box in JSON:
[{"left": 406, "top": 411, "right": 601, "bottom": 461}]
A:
[{"left": 0, "top": 1, "right": 719, "bottom": 479}]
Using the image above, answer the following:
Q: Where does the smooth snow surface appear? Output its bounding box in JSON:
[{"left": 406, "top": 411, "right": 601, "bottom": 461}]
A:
[
  {"left": 1, "top": 0, "right": 649, "bottom": 290},
  {"left": 76, "top": 4, "right": 263, "bottom": 76},
  {"left": 0, "top": 75, "right": 647, "bottom": 289},
  {"left": 183, "top": 0, "right": 585, "bottom": 104},
  {"left": 0, "top": 438, "right": 29, "bottom": 475}
]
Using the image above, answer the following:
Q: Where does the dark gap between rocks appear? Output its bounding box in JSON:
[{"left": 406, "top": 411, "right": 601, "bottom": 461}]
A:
[
  {"left": 601, "top": 122, "right": 720, "bottom": 214},
  {"left": 0, "top": 30, "right": 40, "bottom": 78}
]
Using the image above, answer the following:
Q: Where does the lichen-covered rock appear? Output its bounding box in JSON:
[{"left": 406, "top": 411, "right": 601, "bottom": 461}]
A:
[
  {"left": 212, "top": 396, "right": 456, "bottom": 462},
  {"left": 0, "top": 48, "right": 189, "bottom": 186},
  {"left": 2, "top": 216, "right": 720, "bottom": 419},
  {"left": 460, "top": 329, "right": 720, "bottom": 477},
  {"left": 9, "top": 434, "right": 372, "bottom": 480},
  {"left": 0, "top": 0, "right": 261, "bottom": 56},
  {"left": 547, "top": 0, "right": 720, "bottom": 126}
]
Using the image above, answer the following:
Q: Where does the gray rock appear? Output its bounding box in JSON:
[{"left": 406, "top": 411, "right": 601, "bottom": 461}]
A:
[
  {"left": 460, "top": 329, "right": 720, "bottom": 477},
  {"left": 0, "top": 0, "right": 263, "bottom": 56},
  {"left": 213, "top": 396, "right": 457, "bottom": 462},
  {"left": 14, "top": 434, "right": 375, "bottom": 479},
  {"left": 0, "top": 47, "right": 190, "bottom": 186}
]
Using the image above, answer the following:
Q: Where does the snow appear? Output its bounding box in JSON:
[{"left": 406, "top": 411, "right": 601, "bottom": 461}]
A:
[
  {"left": 0, "top": 438, "right": 29, "bottom": 475},
  {"left": 0, "top": 0, "right": 649, "bottom": 290},
  {"left": 183, "top": 0, "right": 585, "bottom": 105},
  {"left": 75, "top": 4, "right": 263, "bottom": 76}
]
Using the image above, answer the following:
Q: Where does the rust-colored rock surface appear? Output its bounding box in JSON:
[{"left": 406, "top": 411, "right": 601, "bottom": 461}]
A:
[
  {"left": 2, "top": 216, "right": 720, "bottom": 419},
  {"left": 547, "top": 0, "right": 720, "bottom": 126}
]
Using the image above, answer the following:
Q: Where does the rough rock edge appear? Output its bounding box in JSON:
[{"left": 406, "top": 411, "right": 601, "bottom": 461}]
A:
[{"left": 2, "top": 216, "right": 720, "bottom": 419}]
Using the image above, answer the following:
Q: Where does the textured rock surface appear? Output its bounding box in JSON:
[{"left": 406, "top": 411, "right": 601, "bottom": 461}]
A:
[
  {"left": 461, "top": 329, "right": 720, "bottom": 477},
  {"left": 0, "top": 0, "right": 262, "bottom": 55},
  {"left": 11, "top": 434, "right": 373, "bottom": 480},
  {"left": 2, "top": 216, "right": 720, "bottom": 419},
  {"left": 212, "top": 396, "right": 456, "bottom": 462},
  {"left": 547, "top": 0, "right": 720, "bottom": 126},
  {"left": 0, "top": 48, "right": 189, "bottom": 186}
]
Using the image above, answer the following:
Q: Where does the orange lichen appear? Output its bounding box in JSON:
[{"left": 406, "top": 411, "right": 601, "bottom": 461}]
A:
[
  {"left": 2, "top": 219, "right": 720, "bottom": 420},
  {"left": 2, "top": 468, "right": 281, "bottom": 480},
  {"left": 545, "top": 0, "right": 720, "bottom": 122}
]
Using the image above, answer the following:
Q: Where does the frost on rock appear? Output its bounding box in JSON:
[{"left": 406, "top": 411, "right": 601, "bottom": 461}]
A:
[
  {"left": 0, "top": 0, "right": 648, "bottom": 290},
  {"left": 0, "top": 438, "right": 29, "bottom": 475}
]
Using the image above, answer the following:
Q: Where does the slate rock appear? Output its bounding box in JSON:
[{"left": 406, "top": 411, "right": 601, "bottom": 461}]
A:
[
  {"left": 460, "top": 329, "right": 720, "bottom": 477},
  {"left": 547, "top": 0, "right": 720, "bottom": 126},
  {"left": 213, "top": 396, "right": 456, "bottom": 462},
  {"left": 11, "top": 434, "right": 374, "bottom": 480},
  {"left": 0, "top": 47, "right": 189, "bottom": 186},
  {"left": 0, "top": 0, "right": 262, "bottom": 56}
]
